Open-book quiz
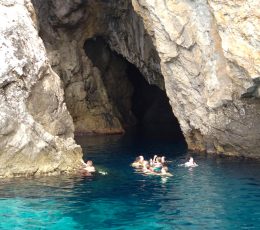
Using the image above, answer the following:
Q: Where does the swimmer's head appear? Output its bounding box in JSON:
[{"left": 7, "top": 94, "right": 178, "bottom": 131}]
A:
[
  {"left": 189, "top": 157, "right": 194, "bottom": 163},
  {"left": 139, "top": 155, "right": 144, "bottom": 162},
  {"left": 86, "top": 160, "right": 93, "bottom": 166},
  {"left": 156, "top": 157, "right": 162, "bottom": 163}
]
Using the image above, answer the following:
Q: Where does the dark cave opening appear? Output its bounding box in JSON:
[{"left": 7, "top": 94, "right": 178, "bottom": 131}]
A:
[
  {"left": 84, "top": 37, "right": 185, "bottom": 140},
  {"left": 126, "top": 64, "right": 184, "bottom": 140}
]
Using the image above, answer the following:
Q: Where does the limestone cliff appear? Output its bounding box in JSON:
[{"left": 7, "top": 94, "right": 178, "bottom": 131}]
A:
[
  {"left": 0, "top": 0, "right": 82, "bottom": 177},
  {"left": 32, "top": 0, "right": 259, "bottom": 158},
  {"left": 32, "top": 0, "right": 163, "bottom": 134},
  {"left": 131, "top": 0, "right": 260, "bottom": 157}
]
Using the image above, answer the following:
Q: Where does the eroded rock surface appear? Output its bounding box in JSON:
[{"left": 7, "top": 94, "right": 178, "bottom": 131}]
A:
[
  {"left": 1, "top": 0, "right": 259, "bottom": 172},
  {"left": 32, "top": 0, "right": 164, "bottom": 134},
  {"left": 32, "top": 0, "right": 259, "bottom": 157},
  {"left": 0, "top": 0, "right": 82, "bottom": 177},
  {"left": 132, "top": 0, "right": 260, "bottom": 157}
]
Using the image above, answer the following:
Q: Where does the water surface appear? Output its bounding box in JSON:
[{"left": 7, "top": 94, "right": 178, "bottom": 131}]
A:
[{"left": 0, "top": 128, "right": 259, "bottom": 229}]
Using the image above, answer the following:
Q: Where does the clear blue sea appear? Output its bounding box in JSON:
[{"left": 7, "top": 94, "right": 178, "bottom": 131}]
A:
[{"left": 0, "top": 127, "right": 260, "bottom": 229}]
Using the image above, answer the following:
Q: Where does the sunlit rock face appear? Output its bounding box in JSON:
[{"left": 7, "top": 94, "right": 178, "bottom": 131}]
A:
[
  {"left": 131, "top": 0, "right": 260, "bottom": 157},
  {"left": 33, "top": 0, "right": 259, "bottom": 157},
  {"left": 0, "top": 0, "right": 82, "bottom": 177},
  {"left": 2, "top": 0, "right": 258, "bottom": 166}
]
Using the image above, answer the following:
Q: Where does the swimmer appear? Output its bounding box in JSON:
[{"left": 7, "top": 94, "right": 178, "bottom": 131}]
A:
[
  {"left": 142, "top": 162, "right": 158, "bottom": 175},
  {"left": 152, "top": 157, "right": 163, "bottom": 173},
  {"left": 131, "top": 156, "right": 140, "bottom": 167},
  {"left": 139, "top": 155, "right": 144, "bottom": 163},
  {"left": 83, "top": 160, "right": 96, "bottom": 172},
  {"left": 152, "top": 155, "right": 158, "bottom": 164},
  {"left": 161, "top": 166, "right": 173, "bottom": 176},
  {"left": 142, "top": 161, "right": 151, "bottom": 173},
  {"left": 184, "top": 157, "right": 198, "bottom": 167},
  {"left": 145, "top": 165, "right": 173, "bottom": 177},
  {"left": 131, "top": 155, "right": 144, "bottom": 168}
]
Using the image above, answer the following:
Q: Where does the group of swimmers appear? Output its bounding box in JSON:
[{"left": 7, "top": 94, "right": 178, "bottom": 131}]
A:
[
  {"left": 131, "top": 155, "right": 198, "bottom": 176},
  {"left": 80, "top": 155, "right": 198, "bottom": 176},
  {"left": 131, "top": 155, "right": 173, "bottom": 176}
]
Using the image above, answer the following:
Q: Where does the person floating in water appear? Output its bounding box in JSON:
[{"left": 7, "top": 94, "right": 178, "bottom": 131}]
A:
[
  {"left": 160, "top": 166, "right": 172, "bottom": 176},
  {"left": 132, "top": 155, "right": 173, "bottom": 176},
  {"left": 153, "top": 157, "right": 163, "bottom": 173},
  {"left": 131, "top": 155, "right": 144, "bottom": 168},
  {"left": 142, "top": 161, "right": 151, "bottom": 173},
  {"left": 184, "top": 157, "right": 198, "bottom": 167},
  {"left": 81, "top": 159, "right": 96, "bottom": 173},
  {"left": 80, "top": 159, "right": 109, "bottom": 176}
]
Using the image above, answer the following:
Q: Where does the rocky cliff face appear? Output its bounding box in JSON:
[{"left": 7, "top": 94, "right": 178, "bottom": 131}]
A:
[
  {"left": 0, "top": 0, "right": 82, "bottom": 177},
  {"left": 0, "top": 0, "right": 259, "bottom": 177},
  {"left": 32, "top": 0, "right": 259, "bottom": 157},
  {"left": 32, "top": 0, "right": 164, "bottom": 134},
  {"left": 131, "top": 0, "right": 260, "bottom": 157}
]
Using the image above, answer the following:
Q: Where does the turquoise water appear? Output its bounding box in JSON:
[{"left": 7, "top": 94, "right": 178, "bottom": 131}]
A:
[{"left": 0, "top": 129, "right": 260, "bottom": 229}]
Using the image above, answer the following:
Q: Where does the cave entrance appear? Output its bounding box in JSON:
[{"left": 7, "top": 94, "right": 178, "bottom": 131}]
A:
[
  {"left": 84, "top": 37, "right": 184, "bottom": 140},
  {"left": 126, "top": 64, "right": 184, "bottom": 140}
]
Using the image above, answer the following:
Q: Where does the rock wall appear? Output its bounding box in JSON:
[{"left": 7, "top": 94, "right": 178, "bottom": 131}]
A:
[
  {"left": 32, "top": 0, "right": 163, "bottom": 134},
  {"left": 1, "top": 0, "right": 259, "bottom": 176},
  {"left": 131, "top": 0, "right": 260, "bottom": 157},
  {"left": 0, "top": 0, "right": 82, "bottom": 177},
  {"left": 84, "top": 37, "right": 137, "bottom": 128},
  {"left": 34, "top": 0, "right": 260, "bottom": 157},
  {"left": 33, "top": 0, "right": 259, "bottom": 157}
]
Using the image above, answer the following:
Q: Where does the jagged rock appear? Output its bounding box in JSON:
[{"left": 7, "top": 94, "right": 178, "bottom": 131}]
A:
[
  {"left": 131, "top": 0, "right": 260, "bottom": 157},
  {"left": 1, "top": 0, "right": 259, "bottom": 178},
  {"left": 33, "top": 0, "right": 259, "bottom": 157},
  {"left": 32, "top": 0, "right": 166, "bottom": 135},
  {"left": 0, "top": 0, "right": 82, "bottom": 177}
]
